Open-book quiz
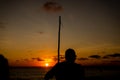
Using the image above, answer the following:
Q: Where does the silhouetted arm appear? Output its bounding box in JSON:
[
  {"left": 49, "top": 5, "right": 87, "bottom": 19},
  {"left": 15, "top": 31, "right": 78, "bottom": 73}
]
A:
[
  {"left": 44, "top": 70, "right": 54, "bottom": 80},
  {"left": 44, "top": 64, "right": 58, "bottom": 80}
]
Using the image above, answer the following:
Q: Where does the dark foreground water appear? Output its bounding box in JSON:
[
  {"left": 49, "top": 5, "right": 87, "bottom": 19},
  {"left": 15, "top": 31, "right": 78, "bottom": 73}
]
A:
[{"left": 9, "top": 66, "right": 120, "bottom": 80}]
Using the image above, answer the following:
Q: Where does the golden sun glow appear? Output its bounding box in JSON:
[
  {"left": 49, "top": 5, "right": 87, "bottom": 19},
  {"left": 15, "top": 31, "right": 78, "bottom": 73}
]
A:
[
  {"left": 40, "top": 58, "right": 56, "bottom": 67},
  {"left": 45, "top": 63, "right": 49, "bottom": 67}
]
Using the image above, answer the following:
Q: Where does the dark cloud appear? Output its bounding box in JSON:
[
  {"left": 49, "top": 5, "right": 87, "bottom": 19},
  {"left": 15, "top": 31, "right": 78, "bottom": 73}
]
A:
[
  {"left": 52, "top": 56, "right": 58, "bottom": 61},
  {"left": 103, "top": 53, "right": 120, "bottom": 58},
  {"left": 60, "top": 55, "right": 64, "bottom": 59},
  {"left": 78, "top": 58, "right": 88, "bottom": 60},
  {"left": 111, "top": 60, "right": 120, "bottom": 63},
  {"left": 15, "top": 60, "right": 19, "bottom": 62},
  {"left": 52, "top": 55, "right": 65, "bottom": 61},
  {"left": 43, "top": 1, "right": 63, "bottom": 12},
  {"left": 89, "top": 55, "right": 101, "bottom": 59},
  {"left": 23, "top": 59, "right": 29, "bottom": 62},
  {"left": 32, "top": 57, "right": 44, "bottom": 61},
  {"left": 103, "top": 56, "right": 110, "bottom": 59},
  {"left": 15, "top": 58, "right": 30, "bottom": 62},
  {"left": 110, "top": 53, "right": 120, "bottom": 57},
  {"left": 38, "top": 31, "right": 44, "bottom": 34}
]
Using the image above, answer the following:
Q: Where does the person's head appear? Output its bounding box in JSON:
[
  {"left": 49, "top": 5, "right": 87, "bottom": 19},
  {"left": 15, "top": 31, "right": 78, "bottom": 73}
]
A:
[
  {"left": 0, "top": 54, "right": 8, "bottom": 64},
  {"left": 65, "top": 48, "right": 76, "bottom": 63},
  {"left": 0, "top": 54, "right": 5, "bottom": 60}
]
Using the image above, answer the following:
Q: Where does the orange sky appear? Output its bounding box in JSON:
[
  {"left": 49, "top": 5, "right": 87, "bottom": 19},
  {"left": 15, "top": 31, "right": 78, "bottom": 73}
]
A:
[{"left": 0, "top": 0, "right": 120, "bottom": 67}]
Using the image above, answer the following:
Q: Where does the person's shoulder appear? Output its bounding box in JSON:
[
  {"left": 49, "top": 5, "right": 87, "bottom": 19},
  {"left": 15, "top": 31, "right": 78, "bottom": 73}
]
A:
[
  {"left": 75, "top": 63, "right": 81, "bottom": 66},
  {"left": 53, "top": 62, "right": 65, "bottom": 66},
  {"left": 55, "top": 61, "right": 68, "bottom": 67},
  {"left": 57, "top": 61, "right": 66, "bottom": 66},
  {"left": 74, "top": 63, "right": 84, "bottom": 68}
]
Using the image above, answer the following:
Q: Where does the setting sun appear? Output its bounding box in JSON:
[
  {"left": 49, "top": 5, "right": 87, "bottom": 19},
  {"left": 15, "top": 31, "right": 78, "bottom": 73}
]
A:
[{"left": 45, "top": 63, "right": 49, "bottom": 67}]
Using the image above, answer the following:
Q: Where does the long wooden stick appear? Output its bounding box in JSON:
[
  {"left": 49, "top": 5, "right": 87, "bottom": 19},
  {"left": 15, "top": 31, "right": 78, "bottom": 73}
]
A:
[{"left": 58, "top": 16, "right": 61, "bottom": 63}]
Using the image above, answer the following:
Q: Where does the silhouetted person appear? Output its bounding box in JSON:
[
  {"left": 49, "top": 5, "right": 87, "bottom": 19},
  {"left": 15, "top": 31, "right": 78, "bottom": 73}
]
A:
[
  {"left": 0, "top": 54, "right": 9, "bottom": 80},
  {"left": 44, "top": 48, "right": 85, "bottom": 80}
]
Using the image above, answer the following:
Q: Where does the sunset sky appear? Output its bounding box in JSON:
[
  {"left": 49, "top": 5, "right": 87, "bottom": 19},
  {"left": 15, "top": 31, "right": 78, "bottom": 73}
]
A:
[{"left": 0, "top": 0, "right": 120, "bottom": 67}]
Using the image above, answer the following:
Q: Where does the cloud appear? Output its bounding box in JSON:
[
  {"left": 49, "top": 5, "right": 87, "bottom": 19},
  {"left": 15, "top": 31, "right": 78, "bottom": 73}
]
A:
[
  {"left": 111, "top": 60, "right": 120, "bottom": 62},
  {"left": 38, "top": 31, "right": 44, "bottom": 34},
  {"left": 32, "top": 57, "right": 44, "bottom": 61},
  {"left": 89, "top": 55, "right": 101, "bottom": 59},
  {"left": 15, "top": 58, "right": 30, "bottom": 62},
  {"left": 78, "top": 58, "right": 88, "bottom": 60},
  {"left": 52, "top": 55, "right": 65, "bottom": 61},
  {"left": 43, "top": 1, "right": 63, "bottom": 13},
  {"left": 15, "top": 60, "right": 19, "bottom": 62},
  {"left": 23, "top": 59, "right": 29, "bottom": 62},
  {"left": 60, "top": 55, "right": 64, "bottom": 59},
  {"left": 103, "top": 53, "right": 120, "bottom": 58},
  {"left": 110, "top": 53, "right": 120, "bottom": 57},
  {"left": 52, "top": 56, "right": 58, "bottom": 61},
  {"left": 103, "top": 56, "right": 110, "bottom": 59}
]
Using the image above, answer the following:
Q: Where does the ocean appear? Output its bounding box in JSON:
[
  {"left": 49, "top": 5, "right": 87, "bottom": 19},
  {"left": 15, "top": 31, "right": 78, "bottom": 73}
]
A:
[
  {"left": 9, "top": 66, "right": 120, "bottom": 80},
  {"left": 10, "top": 67, "right": 51, "bottom": 80}
]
